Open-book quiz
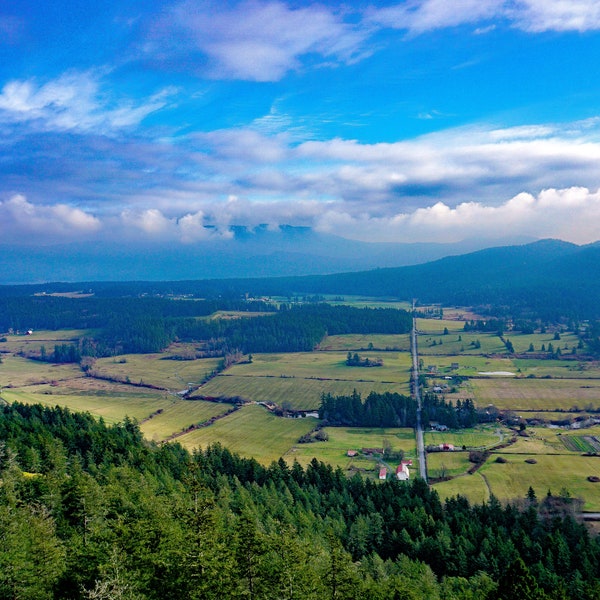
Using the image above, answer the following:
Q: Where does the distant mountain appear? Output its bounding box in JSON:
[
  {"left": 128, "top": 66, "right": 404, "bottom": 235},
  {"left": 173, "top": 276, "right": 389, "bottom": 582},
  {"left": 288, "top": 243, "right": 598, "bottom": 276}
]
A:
[{"left": 0, "top": 225, "right": 533, "bottom": 284}]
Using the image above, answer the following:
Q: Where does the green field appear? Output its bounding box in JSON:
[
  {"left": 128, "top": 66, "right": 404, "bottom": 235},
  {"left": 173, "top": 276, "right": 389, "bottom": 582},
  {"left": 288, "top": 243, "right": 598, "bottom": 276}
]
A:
[
  {"left": 319, "top": 334, "right": 411, "bottom": 351},
  {"left": 427, "top": 451, "right": 473, "bottom": 479},
  {"left": 288, "top": 427, "right": 417, "bottom": 476},
  {"left": 92, "top": 353, "right": 223, "bottom": 390},
  {"left": 198, "top": 375, "right": 401, "bottom": 410},
  {"left": 0, "top": 354, "right": 83, "bottom": 386},
  {"left": 416, "top": 318, "right": 465, "bottom": 333},
  {"left": 432, "top": 472, "right": 490, "bottom": 505},
  {"left": 176, "top": 404, "right": 317, "bottom": 464},
  {"left": 1, "top": 388, "right": 171, "bottom": 424},
  {"left": 140, "top": 399, "right": 234, "bottom": 442},
  {"left": 480, "top": 454, "right": 600, "bottom": 511},
  {"left": 466, "top": 378, "right": 600, "bottom": 411},
  {"left": 424, "top": 426, "right": 506, "bottom": 449}
]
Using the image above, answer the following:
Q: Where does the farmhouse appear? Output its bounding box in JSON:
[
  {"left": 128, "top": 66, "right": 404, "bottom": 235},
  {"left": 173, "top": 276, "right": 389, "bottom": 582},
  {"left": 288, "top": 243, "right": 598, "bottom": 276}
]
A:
[
  {"left": 439, "top": 443, "right": 455, "bottom": 451},
  {"left": 430, "top": 422, "right": 449, "bottom": 432},
  {"left": 379, "top": 467, "right": 387, "bottom": 480},
  {"left": 396, "top": 461, "right": 410, "bottom": 481},
  {"left": 347, "top": 450, "right": 358, "bottom": 457}
]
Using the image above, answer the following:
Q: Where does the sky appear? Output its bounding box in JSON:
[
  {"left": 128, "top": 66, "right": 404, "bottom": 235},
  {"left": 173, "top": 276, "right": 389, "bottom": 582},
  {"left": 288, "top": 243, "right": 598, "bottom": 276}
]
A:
[{"left": 2, "top": 0, "right": 600, "bottom": 249}]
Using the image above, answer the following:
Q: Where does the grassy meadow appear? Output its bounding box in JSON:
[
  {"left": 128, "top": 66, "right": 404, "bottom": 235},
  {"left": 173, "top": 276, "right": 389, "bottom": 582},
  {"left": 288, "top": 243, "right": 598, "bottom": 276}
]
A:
[
  {"left": 288, "top": 427, "right": 417, "bottom": 476},
  {"left": 176, "top": 404, "right": 317, "bottom": 464},
  {"left": 92, "top": 353, "right": 223, "bottom": 391}
]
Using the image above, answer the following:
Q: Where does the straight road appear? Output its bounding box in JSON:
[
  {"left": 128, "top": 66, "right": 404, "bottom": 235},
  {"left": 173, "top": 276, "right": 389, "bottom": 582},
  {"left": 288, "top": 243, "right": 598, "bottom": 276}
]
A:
[{"left": 411, "top": 308, "right": 428, "bottom": 483}]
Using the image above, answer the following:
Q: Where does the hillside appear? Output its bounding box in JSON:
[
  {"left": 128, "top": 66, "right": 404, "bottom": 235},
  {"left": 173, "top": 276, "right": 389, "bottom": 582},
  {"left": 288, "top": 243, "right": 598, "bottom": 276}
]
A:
[{"left": 2, "top": 239, "right": 599, "bottom": 320}]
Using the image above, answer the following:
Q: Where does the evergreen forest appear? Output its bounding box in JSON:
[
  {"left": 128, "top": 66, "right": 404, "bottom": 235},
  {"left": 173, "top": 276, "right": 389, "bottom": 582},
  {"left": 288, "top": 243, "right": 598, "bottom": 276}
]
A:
[{"left": 1, "top": 402, "right": 599, "bottom": 600}]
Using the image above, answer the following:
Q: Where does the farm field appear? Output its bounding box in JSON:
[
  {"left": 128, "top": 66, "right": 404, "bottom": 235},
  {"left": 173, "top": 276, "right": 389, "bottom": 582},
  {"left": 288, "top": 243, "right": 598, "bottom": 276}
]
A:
[
  {"left": 480, "top": 453, "right": 600, "bottom": 511},
  {"left": 416, "top": 318, "right": 465, "bottom": 333},
  {"left": 198, "top": 374, "right": 401, "bottom": 410},
  {"left": 0, "top": 387, "right": 171, "bottom": 424},
  {"left": 466, "top": 378, "right": 600, "bottom": 411},
  {"left": 0, "top": 354, "right": 83, "bottom": 386},
  {"left": 287, "top": 427, "right": 417, "bottom": 476},
  {"left": 427, "top": 451, "right": 473, "bottom": 479},
  {"left": 0, "top": 329, "right": 94, "bottom": 354},
  {"left": 228, "top": 351, "right": 411, "bottom": 382},
  {"left": 319, "top": 334, "right": 411, "bottom": 351},
  {"left": 432, "top": 472, "right": 490, "bottom": 505},
  {"left": 176, "top": 404, "right": 317, "bottom": 464},
  {"left": 92, "top": 353, "right": 223, "bottom": 391},
  {"left": 140, "top": 399, "right": 233, "bottom": 442},
  {"left": 424, "top": 426, "right": 506, "bottom": 450}
]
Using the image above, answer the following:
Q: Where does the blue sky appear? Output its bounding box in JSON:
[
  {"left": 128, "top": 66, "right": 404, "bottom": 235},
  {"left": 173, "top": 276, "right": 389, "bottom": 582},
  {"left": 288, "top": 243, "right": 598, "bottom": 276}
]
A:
[{"left": 2, "top": 0, "right": 600, "bottom": 248}]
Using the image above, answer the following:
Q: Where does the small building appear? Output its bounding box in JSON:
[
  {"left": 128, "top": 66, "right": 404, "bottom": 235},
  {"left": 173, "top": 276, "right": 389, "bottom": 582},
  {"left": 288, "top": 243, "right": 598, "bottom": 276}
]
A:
[
  {"left": 450, "top": 362, "right": 459, "bottom": 370},
  {"left": 362, "top": 447, "right": 384, "bottom": 456},
  {"left": 347, "top": 450, "right": 358, "bottom": 457},
  {"left": 439, "top": 443, "right": 455, "bottom": 451},
  {"left": 430, "top": 422, "right": 449, "bottom": 432},
  {"left": 396, "top": 462, "right": 410, "bottom": 481},
  {"left": 379, "top": 467, "right": 387, "bottom": 480}
]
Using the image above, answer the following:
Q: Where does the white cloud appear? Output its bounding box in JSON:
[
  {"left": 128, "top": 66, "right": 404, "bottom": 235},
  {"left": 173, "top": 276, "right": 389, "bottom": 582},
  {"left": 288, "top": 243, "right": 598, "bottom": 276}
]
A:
[
  {"left": 0, "top": 71, "right": 175, "bottom": 134},
  {"left": 147, "top": 0, "right": 368, "bottom": 81},
  {"left": 0, "top": 194, "right": 101, "bottom": 241},
  {"left": 368, "top": 0, "right": 600, "bottom": 34},
  {"left": 508, "top": 0, "right": 600, "bottom": 32},
  {"left": 314, "top": 186, "right": 600, "bottom": 244}
]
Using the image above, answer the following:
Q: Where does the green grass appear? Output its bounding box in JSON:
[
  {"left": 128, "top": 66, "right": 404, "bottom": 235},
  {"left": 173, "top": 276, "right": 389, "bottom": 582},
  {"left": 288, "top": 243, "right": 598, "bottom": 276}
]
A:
[
  {"left": 0, "top": 355, "right": 83, "bottom": 387},
  {"left": 1, "top": 388, "right": 171, "bottom": 424},
  {"left": 467, "top": 378, "right": 600, "bottom": 411},
  {"left": 432, "top": 473, "right": 490, "bottom": 505},
  {"left": 288, "top": 427, "right": 418, "bottom": 476},
  {"left": 140, "top": 399, "right": 233, "bottom": 442},
  {"left": 92, "top": 354, "right": 223, "bottom": 390},
  {"left": 416, "top": 318, "right": 465, "bottom": 333},
  {"left": 480, "top": 453, "right": 600, "bottom": 511},
  {"left": 319, "top": 334, "right": 411, "bottom": 352},
  {"left": 424, "top": 426, "right": 506, "bottom": 449},
  {"left": 198, "top": 375, "right": 403, "bottom": 410},
  {"left": 427, "top": 451, "right": 473, "bottom": 478},
  {"left": 176, "top": 404, "right": 317, "bottom": 464}
]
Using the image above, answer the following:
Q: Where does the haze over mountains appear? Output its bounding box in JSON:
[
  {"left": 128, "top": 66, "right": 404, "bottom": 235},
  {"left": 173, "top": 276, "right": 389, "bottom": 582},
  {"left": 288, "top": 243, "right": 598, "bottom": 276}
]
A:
[
  {"left": 0, "top": 226, "right": 534, "bottom": 284},
  {"left": 3, "top": 237, "right": 600, "bottom": 321}
]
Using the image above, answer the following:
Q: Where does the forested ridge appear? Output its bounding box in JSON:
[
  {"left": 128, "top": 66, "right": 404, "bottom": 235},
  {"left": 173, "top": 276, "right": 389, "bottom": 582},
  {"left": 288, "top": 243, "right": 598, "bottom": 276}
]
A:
[{"left": 1, "top": 402, "right": 599, "bottom": 599}]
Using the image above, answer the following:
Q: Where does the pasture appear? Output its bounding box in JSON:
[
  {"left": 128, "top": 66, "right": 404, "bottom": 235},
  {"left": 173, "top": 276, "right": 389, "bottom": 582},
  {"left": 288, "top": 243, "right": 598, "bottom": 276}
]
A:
[
  {"left": 480, "top": 454, "right": 600, "bottom": 511},
  {"left": 0, "top": 387, "right": 171, "bottom": 424},
  {"left": 92, "top": 353, "right": 223, "bottom": 391},
  {"left": 319, "top": 334, "right": 411, "bottom": 352},
  {"left": 427, "top": 451, "right": 473, "bottom": 479},
  {"left": 432, "top": 472, "right": 490, "bottom": 505},
  {"left": 198, "top": 375, "right": 401, "bottom": 410},
  {"left": 424, "top": 426, "right": 506, "bottom": 450},
  {"left": 288, "top": 427, "right": 417, "bottom": 476},
  {"left": 466, "top": 378, "right": 600, "bottom": 411},
  {"left": 0, "top": 354, "right": 83, "bottom": 387},
  {"left": 176, "top": 404, "right": 317, "bottom": 464},
  {"left": 140, "top": 399, "right": 233, "bottom": 442}
]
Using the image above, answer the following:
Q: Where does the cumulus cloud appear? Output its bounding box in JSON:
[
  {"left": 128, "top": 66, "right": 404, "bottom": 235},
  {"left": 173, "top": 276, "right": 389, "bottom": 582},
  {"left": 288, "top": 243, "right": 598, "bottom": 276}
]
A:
[
  {"left": 144, "top": 0, "right": 369, "bottom": 81},
  {"left": 0, "top": 71, "right": 175, "bottom": 134},
  {"left": 0, "top": 194, "right": 101, "bottom": 242},
  {"left": 314, "top": 187, "right": 600, "bottom": 244}
]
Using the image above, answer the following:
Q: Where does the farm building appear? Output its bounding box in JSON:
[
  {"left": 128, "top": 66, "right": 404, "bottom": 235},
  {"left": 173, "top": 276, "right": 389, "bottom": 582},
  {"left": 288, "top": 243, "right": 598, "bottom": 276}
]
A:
[
  {"left": 362, "top": 447, "right": 383, "bottom": 456},
  {"left": 379, "top": 467, "right": 387, "bottom": 480},
  {"left": 439, "top": 443, "right": 454, "bottom": 451},
  {"left": 396, "top": 462, "right": 410, "bottom": 481},
  {"left": 347, "top": 450, "right": 358, "bottom": 457}
]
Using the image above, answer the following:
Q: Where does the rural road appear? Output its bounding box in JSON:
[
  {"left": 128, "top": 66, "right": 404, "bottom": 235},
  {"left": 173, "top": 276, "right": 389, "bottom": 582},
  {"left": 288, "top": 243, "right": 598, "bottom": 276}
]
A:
[{"left": 411, "top": 307, "right": 428, "bottom": 483}]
